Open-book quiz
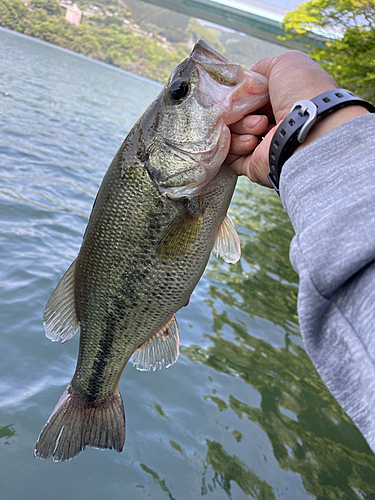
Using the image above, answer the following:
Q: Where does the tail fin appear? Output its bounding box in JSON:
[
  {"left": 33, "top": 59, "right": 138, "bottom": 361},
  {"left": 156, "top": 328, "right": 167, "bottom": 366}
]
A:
[{"left": 34, "top": 384, "right": 125, "bottom": 462}]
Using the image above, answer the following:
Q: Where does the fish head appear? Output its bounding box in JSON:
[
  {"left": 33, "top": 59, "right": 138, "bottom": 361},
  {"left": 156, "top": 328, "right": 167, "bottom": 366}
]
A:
[{"left": 146, "top": 39, "right": 269, "bottom": 198}]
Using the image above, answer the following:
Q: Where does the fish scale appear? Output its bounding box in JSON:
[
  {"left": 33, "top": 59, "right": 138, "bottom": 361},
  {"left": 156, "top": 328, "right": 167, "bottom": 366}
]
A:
[{"left": 74, "top": 158, "right": 229, "bottom": 400}]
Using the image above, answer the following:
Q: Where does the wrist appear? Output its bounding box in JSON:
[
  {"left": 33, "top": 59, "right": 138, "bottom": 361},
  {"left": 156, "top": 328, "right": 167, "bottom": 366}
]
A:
[
  {"left": 295, "top": 105, "right": 370, "bottom": 153},
  {"left": 268, "top": 90, "right": 375, "bottom": 196}
]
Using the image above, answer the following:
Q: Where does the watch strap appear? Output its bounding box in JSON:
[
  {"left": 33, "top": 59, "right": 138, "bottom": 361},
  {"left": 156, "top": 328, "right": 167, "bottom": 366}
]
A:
[{"left": 268, "top": 89, "right": 375, "bottom": 196}]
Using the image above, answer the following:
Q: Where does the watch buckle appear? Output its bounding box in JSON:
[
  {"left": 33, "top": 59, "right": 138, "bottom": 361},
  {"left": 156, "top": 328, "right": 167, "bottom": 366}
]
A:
[{"left": 290, "top": 100, "right": 318, "bottom": 143}]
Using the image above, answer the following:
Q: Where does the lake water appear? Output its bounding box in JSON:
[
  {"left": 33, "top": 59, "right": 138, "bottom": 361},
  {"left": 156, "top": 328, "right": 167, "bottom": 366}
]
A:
[{"left": 1, "top": 27, "right": 375, "bottom": 500}]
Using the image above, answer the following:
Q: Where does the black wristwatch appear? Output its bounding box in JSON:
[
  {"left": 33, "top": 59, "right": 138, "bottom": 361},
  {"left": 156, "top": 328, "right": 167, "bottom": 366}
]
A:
[{"left": 268, "top": 89, "right": 375, "bottom": 196}]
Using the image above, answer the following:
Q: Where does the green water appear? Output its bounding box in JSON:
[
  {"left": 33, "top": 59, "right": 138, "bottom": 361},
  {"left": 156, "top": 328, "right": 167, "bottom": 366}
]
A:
[{"left": 1, "top": 27, "right": 375, "bottom": 500}]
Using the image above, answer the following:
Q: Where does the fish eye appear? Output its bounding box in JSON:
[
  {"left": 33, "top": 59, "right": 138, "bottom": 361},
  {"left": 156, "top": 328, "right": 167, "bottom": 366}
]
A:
[{"left": 169, "top": 80, "right": 189, "bottom": 102}]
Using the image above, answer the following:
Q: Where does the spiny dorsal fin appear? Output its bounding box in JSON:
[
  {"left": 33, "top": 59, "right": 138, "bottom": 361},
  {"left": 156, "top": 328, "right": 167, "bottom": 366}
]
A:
[
  {"left": 212, "top": 214, "right": 241, "bottom": 264},
  {"left": 156, "top": 202, "right": 203, "bottom": 259},
  {"left": 132, "top": 314, "right": 179, "bottom": 371},
  {"left": 43, "top": 259, "right": 80, "bottom": 344}
]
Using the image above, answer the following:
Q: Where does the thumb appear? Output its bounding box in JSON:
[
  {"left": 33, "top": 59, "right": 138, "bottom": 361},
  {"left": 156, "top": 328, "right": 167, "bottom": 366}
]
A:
[{"left": 249, "top": 55, "right": 279, "bottom": 80}]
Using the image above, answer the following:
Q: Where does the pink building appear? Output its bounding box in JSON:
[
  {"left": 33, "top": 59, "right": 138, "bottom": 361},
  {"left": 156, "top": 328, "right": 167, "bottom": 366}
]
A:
[{"left": 65, "top": 4, "right": 82, "bottom": 26}]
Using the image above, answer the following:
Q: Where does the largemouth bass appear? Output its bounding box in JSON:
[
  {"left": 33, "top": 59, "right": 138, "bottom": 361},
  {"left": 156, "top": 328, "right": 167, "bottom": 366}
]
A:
[{"left": 34, "top": 40, "right": 268, "bottom": 461}]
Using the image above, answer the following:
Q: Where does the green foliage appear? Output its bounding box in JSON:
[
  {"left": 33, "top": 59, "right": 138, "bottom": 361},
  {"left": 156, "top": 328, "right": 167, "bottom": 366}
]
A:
[
  {"left": 0, "top": 0, "right": 282, "bottom": 83},
  {"left": 282, "top": 0, "right": 375, "bottom": 102},
  {"left": 313, "top": 25, "right": 375, "bottom": 102},
  {"left": 185, "top": 18, "right": 225, "bottom": 54},
  {"left": 283, "top": 0, "right": 375, "bottom": 32},
  {"left": 30, "top": 0, "right": 63, "bottom": 17},
  {"left": 118, "top": 0, "right": 189, "bottom": 43},
  {"left": 0, "top": 0, "right": 27, "bottom": 30}
]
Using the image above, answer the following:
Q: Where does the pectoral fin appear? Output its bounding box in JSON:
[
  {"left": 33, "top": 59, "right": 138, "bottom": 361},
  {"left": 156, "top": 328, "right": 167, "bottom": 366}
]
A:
[
  {"left": 43, "top": 259, "right": 80, "bottom": 343},
  {"left": 212, "top": 214, "right": 241, "bottom": 264},
  {"left": 156, "top": 202, "right": 203, "bottom": 259},
  {"left": 132, "top": 314, "right": 179, "bottom": 371}
]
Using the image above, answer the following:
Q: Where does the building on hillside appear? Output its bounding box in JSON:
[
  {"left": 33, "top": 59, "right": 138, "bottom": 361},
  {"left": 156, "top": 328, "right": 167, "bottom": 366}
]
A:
[{"left": 65, "top": 4, "right": 82, "bottom": 25}]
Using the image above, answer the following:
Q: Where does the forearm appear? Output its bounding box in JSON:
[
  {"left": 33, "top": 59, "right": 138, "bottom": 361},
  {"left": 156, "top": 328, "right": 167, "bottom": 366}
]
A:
[{"left": 280, "top": 113, "right": 375, "bottom": 451}]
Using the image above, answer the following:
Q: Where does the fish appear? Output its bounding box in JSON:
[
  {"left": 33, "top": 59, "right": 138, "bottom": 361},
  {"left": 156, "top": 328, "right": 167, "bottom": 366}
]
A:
[{"left": 34, "top": 39, "right": 269, "bottom": 462}]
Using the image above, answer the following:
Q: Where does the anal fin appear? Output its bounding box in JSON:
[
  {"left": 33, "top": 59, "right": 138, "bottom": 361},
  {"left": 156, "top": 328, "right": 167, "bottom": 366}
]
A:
[
  {"left": 212, "top": 214, "right": 241, "bottom": 264},
  {"left": 43, "top": 259, "right": 80, "bottom": 343},
  {"left": 132, "top": 315, "right": 179, "bottom": 371}
]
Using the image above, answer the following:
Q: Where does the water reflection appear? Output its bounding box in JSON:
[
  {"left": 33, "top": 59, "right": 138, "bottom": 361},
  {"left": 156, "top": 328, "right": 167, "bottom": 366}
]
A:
[
  {"left": 169, "top": 440, "right": 184, "bottom": 456},
  {"left": 202, "top": 440, "right": 276, "bottom": 498},
  {"left": 181, "top": 180, "right": 375, "bottom": 499},
  {"left": 140, "top": 463, "right": 176, "bottom": 500},
  {"left": 153, "top": 401, "right": 169, "bottom": 419},
  {"left": 182, "top": 316, "right": 375, "bottom": 498},
  {"left": 0, "top": 424, "right": 15, "bottom": 445},
  {"left": 206, "top": 180, "right": 299, "bottom": 335}
]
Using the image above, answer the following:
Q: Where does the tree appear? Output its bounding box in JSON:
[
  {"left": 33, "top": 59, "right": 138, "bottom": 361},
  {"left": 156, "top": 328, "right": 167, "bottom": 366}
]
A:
[
  {"left": 282, "top": 0, "right": 375, "bottom": 103},
  {"left": 0, "top": 0, "right": 27, "bottom": 30},
  {"left": 185, "top": 18, "right": 225, "bottom": 55},
  {"left": 30, "top": 0, "right": 62, "bottom": 17}
]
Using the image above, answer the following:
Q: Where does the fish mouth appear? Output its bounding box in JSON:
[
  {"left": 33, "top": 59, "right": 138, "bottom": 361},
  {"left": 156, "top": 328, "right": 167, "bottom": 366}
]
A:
[{"left": 192, "top": 40, "right": 268, "bottom": 125}]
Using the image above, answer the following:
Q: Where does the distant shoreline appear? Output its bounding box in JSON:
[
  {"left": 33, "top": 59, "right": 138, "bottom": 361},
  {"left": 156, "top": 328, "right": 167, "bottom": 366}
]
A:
[
  {"left": 0, "top": 26, "right": 164, "bottom": 87},
  {"left": 0, "top": 0, "right": 207, "bottom": 83}
]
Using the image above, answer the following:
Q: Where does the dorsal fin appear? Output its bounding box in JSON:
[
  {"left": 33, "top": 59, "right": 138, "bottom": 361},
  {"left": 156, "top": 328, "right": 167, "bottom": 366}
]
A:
[
  {"left": 132, "top": 315, "right": 179, "bottom": 371},
  {"left": 156, "top": 202, "right": 203, "bottom": 259},
  {"left": 43, "top": 259, "right": 80, "bottom": 343},
  {"left": 212, "top": 214, "right": 241, "bottom": 264}
]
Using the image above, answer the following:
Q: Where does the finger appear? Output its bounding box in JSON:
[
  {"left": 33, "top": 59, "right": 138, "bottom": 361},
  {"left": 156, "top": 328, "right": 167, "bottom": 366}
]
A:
[
  {"left": 226, "top": 152, "right": 247, "bottom": 176},
  {"left": 228, "top": 133, "right": 259, "bottom": 157},
  {"left": 230, "top": 115, "right": 269, "bottom": 135},
  {"left": 226, "top": 152, "right": 241, "bottom": 166},
  {"left": 229, "top": 127, "right": 276, "bottom": 187}
]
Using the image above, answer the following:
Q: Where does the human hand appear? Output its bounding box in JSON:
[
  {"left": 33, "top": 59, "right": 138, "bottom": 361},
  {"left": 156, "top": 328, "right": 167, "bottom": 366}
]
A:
[{"left": 226, "top": 51, "right": 366, "bottom": 187}]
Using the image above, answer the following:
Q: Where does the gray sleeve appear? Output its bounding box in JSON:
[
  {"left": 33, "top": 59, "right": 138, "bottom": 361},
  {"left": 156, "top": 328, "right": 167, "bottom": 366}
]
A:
[{"left": 280, "top": 113, "right": 375, "bottom": 452}]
